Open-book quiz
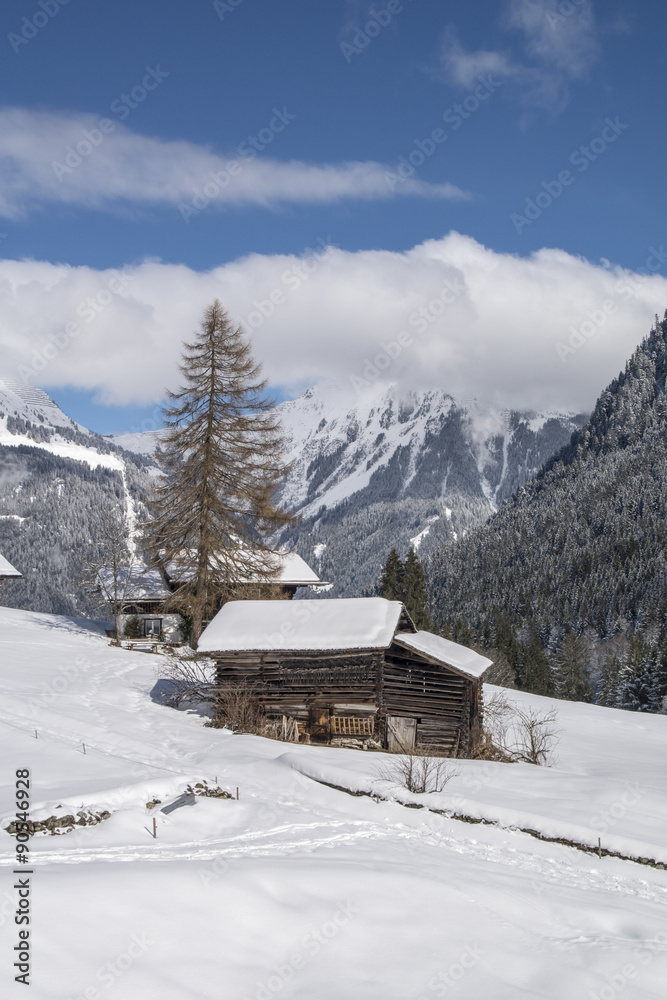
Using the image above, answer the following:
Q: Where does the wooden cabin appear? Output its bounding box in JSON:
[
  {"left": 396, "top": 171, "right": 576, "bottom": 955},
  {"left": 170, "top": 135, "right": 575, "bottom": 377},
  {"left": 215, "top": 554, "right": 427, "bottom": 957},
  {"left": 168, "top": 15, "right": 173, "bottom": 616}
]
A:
[
  {"left": 109, "top": 551, "right": 325, "bottom": 643},
  {"left": 198, "top": 597, "right": 492, "bottom": 756}
]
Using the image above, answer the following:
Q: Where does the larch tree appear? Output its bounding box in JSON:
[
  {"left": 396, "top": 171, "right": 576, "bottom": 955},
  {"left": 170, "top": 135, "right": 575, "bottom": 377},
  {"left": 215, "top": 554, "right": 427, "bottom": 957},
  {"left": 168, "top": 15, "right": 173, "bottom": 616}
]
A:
[{"left": 145, "top": 300, "right": 295, "bottom": 647}]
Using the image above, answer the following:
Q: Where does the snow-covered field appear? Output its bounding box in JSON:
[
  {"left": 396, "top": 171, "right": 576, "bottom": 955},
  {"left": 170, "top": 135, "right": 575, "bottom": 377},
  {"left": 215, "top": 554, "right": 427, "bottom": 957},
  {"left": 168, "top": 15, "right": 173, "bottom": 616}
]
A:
[{"left": 1, "top": 605, "right": 666, "bottom": 998}]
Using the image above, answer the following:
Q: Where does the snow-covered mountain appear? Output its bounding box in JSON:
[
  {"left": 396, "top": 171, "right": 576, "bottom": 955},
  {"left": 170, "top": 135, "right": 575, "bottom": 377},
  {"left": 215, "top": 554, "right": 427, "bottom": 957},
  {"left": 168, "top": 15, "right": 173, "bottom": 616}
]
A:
[
  {"left": 0, "top": 377, "right": 128, "bottom": 472},
  {"left": 0, "top": 376, "right": 584, "bottom": 612},
  {"left": 276, "top": 381, "right": 586, "bottom": 596},
  {"left": 0, "top": 378, "right": 155, "bottom": 616}
]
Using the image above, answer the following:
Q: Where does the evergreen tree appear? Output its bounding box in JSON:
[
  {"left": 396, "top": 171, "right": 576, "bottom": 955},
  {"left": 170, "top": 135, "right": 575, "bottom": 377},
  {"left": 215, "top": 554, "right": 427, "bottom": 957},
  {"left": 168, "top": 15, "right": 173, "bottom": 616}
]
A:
[
  {"left": 552, "top": 632, "right": 592, "bottom": 702},
  {"left": 403, "top": 548, "right": 433, "bottom": 630},
  {"left": 123, "top": 615, "right": 143, "bottom": 639},
  {"left": 145, "top": 300, "right": 295, "bottom": 646},
  {"left": 379, "top": 548, "right": 405, "bottom": 602},
  {"left": 617, "top": 636, "right": 667, "bottom": 713},
  {"left": 596, "top": 647, "right": 625, "bottom": 707},
  {"left": 517, "top": 635, "right": 553, "bottom": 696}
]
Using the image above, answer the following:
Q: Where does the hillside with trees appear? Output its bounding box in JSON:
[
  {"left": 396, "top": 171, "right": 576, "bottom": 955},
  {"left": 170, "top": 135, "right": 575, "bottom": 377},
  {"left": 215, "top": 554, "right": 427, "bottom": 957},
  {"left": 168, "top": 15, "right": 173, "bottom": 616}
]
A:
[{"left": 427, "top": 314, "right": 667, "bottom": 713}]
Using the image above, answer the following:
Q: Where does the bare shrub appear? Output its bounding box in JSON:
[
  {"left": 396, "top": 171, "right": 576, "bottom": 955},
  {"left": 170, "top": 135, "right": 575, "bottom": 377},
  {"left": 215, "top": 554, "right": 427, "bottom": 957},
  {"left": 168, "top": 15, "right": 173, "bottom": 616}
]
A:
[
  {"left": 483, "top": 691, "right": 560, "bottom": 766},
  {"left": 160, "top": 652, "right": 216, "bottom": 709},
  {"left": 208, "top": 679, "right": 278, "bottom": 738},
  {"left": 377, "top": 748, "right": 460, "bottom": 794}
]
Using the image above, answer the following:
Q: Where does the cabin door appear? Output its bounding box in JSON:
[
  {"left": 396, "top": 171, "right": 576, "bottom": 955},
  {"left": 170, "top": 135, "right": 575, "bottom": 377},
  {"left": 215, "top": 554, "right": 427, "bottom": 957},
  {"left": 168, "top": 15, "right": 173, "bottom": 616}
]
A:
[{"left": 386, "top": 716, "right": 416, "bottom": 753}]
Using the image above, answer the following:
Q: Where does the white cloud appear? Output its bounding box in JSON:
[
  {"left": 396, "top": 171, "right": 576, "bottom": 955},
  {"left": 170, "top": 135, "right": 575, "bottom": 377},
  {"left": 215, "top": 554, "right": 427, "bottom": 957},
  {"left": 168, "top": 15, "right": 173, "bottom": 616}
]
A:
[
  {"left": 0, "top": 233, "right": 665, "bottom": 416},
  {"left": 439, "top": 27, "right": 517, "bottom": 89},
  {"left": 507, "top": 0, "right": 599, "bottom": 79},
  {"left": 441, "top": 0, "right": 599, "bottom": 111},
  {"left": 0, "top": 107, "right": 466, "bottom": 220}
]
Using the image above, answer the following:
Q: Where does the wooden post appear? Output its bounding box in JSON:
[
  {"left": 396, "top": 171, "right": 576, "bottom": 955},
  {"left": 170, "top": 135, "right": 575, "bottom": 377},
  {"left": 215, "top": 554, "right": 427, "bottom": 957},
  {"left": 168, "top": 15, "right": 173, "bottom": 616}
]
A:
[
  {"left": 82, "top": 743, "right": 86, "bottom": 755},
  {"left": 236, "top": 787, "right": 239, "bottom": 800},
  {"left": 153, "top": 817, "right": 157, "bottom": 839},
  {"left": 598, "top": 837, "right": 602, "bottom": 859}
]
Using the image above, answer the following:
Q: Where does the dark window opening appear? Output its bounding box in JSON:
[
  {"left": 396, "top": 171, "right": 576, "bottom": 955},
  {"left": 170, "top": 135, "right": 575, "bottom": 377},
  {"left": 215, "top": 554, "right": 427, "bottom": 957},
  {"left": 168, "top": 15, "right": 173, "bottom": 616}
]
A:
[{"left": 144, "top": 618, "right": 162, "bottom": 639}]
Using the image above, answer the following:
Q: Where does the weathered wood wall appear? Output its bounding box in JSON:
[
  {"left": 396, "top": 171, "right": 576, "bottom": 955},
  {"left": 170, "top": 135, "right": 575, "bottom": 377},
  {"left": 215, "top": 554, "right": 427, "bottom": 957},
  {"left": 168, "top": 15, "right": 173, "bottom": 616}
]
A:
[{"left": 212, "top": 644, "right": 480, "bottom": 756}]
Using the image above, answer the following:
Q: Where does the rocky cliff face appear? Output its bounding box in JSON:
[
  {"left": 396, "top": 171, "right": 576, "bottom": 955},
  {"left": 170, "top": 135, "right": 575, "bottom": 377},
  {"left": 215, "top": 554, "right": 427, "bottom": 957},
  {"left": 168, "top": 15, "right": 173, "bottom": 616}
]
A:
[{"left": 275, "top": 381, "right": 585, "bottom": 596}]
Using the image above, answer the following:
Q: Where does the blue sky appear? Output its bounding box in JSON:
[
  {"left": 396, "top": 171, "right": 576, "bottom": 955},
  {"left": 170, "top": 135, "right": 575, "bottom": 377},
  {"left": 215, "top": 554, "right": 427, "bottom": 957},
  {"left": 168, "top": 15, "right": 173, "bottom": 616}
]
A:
[{"left": 1, "top": 0, "right": 666, "bottom": 431}]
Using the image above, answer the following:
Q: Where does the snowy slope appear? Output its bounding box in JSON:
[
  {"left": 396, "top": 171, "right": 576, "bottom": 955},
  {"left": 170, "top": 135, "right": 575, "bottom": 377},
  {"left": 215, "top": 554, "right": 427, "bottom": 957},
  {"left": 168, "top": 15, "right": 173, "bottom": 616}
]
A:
[
  {"left": 107, "top": 428, "right": 164, "bottom": 457},
  {"left": 1, "top": 605, "right": 666, "bottom": 999},
  {"left": 0, "top": 377, "right": 124, "bottom": 472},
  {"left": 0, "top": 378, "right": 75, "bottom": 429}
]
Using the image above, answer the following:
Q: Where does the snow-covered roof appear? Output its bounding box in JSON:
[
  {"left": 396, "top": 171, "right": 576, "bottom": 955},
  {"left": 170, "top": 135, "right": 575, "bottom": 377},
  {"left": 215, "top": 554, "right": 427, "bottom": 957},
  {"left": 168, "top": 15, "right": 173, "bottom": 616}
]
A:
[
  {"left": 166, "top": 548, "right": 322, "bottom": 587},
  {"left": 393, "top": 631, "right": 493, "bottom": 680},
  {"left": 198, "top": 597, "right": 405, "bottom": 652},
  {"left": 98, "top": 566, "right": 171, "bottom": 601},
  {"left": 0, "top": 552, "right": 21, "bottom": 578},
  {"left": 272, "top": 551, "right": 322, "bottom": 585}
]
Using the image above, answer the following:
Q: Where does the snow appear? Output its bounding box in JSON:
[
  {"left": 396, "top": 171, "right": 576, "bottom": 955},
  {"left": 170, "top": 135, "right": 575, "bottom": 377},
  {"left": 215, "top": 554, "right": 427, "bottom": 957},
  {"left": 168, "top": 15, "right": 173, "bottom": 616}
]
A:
[
  {"left": 273, "top": 550, "right": 322, "bottom": 584},
  {"left": 198, "top": 597, "right": 404, "bottom": 652},
  {"left": 0, "top": 551, "right": 21, "bottom": 576},
  {"left": 98, "top": 564, "right": 170, "bottom": 600},
  {"left": 165, "top": 547, "right": 322, "bottom": 587},
  {"left": 394, "top": 631, "right": 493, "bottom": 680},
  {"left": 108, "top": 428, "right": 163, "bottom": 457},
  {"left": 2, "top": 605, "right": 667, "bottom": 998},
  {"left": 409, "top": 515, "right": 440, "bottom": 551},
  {"left": 276, "top": 381, "right": 458, "bottom": 518},
  {"left": 0, "top": 416, "right": 125, "bottom": 472},
  {"left": 0, "top": 378, "right": 74, "bottom": 429},
  {"left": 0, "top": 377, "right": 131, "bottom": 473}
]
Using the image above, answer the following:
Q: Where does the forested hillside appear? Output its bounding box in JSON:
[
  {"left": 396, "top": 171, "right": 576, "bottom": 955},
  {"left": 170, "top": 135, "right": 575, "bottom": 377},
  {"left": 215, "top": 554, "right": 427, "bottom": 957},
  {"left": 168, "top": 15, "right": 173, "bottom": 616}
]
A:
[{"left": 427, "top": 314, "right": 667, "bottom": 712}]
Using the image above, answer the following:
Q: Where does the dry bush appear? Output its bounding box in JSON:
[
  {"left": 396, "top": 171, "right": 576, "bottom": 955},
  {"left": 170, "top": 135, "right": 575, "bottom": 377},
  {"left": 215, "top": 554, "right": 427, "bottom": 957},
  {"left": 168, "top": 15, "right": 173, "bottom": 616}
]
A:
[
  {"left": 482, "top": 691, "right": 560, "bottom": 766},
  {"left": 160, "top": 652, "right": 216, "bottom": 709},
  {"left": 208, "top": 680, "right": 278, "bottom": 738},
  {"left": 377, "top": 748, "right": 461, "bottom": 794}
]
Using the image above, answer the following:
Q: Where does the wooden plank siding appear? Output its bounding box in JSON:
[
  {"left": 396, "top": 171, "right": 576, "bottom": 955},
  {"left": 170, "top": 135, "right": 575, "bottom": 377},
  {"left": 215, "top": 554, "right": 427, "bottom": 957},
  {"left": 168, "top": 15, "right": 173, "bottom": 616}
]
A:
[{"left": 212, "top": 641, "right": 481, "bottom": 756}]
